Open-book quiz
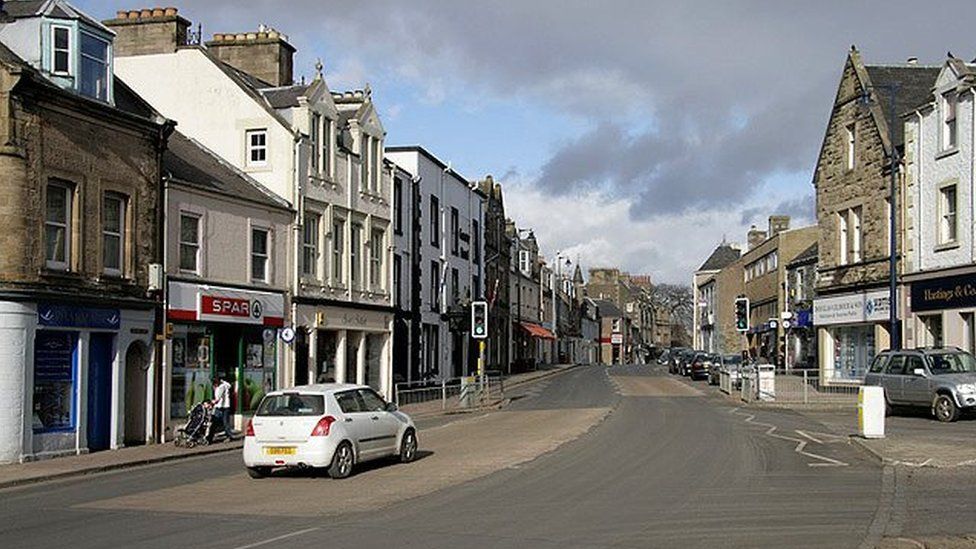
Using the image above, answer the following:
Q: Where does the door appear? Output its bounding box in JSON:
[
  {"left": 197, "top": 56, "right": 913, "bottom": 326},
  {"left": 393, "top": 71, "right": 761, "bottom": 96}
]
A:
[
  {"left": 123, "top": 342, "right": 147, "bottom": 445},
  {"left": 333, "top": 389, "right": 371, "bottom": 457},
  {"left": 87, "top": 333, "right": 115, "bottom": 452},
  {"left": 357, "top": 388, "right": 399, "bottom": 456},
  {"left": 880, "top": 355, "right": 907, "bottom": 403},
  {"left": 294, "top": 328, "right": 309, "bottom": 387},
  {"left": 901, "top": 355, "right": 932, "bottom": 405}
]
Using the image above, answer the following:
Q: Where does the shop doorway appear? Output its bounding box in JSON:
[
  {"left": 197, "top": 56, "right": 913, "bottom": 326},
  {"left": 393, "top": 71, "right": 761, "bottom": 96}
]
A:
[
  {"left": 123, "top": 341, "right": 148, "bottom": 446},
  {"left": 87, "top": 333, "right": 114, "bottom": 452},
  {"left": 294, "top": 328, "right": 309, "bottom": 387}
]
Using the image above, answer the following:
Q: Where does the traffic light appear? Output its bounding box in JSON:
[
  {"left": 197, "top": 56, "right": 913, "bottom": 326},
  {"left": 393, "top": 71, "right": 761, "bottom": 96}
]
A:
[
  {"left": 471, "top": 300, "right": 488, "bottom": 339},
  {"left": 734, "top": 297, "right": 750, "bottom": 333}
]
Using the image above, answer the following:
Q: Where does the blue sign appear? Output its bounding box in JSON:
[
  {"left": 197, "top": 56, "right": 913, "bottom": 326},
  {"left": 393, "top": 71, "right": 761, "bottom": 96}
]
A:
[
  {"left": 38, "top": 303, "right": 120, "bottom": 330},
  {"left": 795, "top": 309, "right": 813, "bottom": 328}
]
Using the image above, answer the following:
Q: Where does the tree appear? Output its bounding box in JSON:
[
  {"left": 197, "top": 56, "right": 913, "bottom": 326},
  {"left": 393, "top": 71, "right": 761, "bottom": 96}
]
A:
[{"left": 647, "top": 283, "right": 694, "bottom": 336}]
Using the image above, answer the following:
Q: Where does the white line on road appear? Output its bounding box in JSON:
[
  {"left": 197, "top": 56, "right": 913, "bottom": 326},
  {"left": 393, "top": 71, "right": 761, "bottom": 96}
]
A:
[
  {"left": 731, "top": 408, "right": 849, "bottom": 467},
  {"left": 795, "top": 430, "right": 823, "bottom": 444},
  {"left": 232, "top": 528, "right": 320, "bottom": 549}
]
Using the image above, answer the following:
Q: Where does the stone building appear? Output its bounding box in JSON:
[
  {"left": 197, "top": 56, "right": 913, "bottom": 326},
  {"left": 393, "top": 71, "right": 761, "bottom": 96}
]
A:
[
  {"left": 693, "top": 242, "right": 741, "bottom": 353},
  {"left": 785, "top": 243, "right": 818, "bottom": 369},
  {"left": 902, "top": 58, "right": 976, "bottom": 353},
  {"left": 0, "top": 0, "right": 172, "bottom": 463},
  {"left": 508, "top": 225, "right": 551, "bottom": 370},
  {"left": 592, "top": 299, "right": 629, "bottom": 365},
  {"left": 477, "top": 175, "right": 511, "bottom": 374},
  {"left": 812, "top": 48, "right": 938, "bottom": 382}
]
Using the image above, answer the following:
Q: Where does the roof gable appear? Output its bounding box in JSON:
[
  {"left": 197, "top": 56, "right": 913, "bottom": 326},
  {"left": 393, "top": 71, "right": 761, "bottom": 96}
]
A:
[{"left": 697, "top": 244, "right": 741, "bottom": 272}]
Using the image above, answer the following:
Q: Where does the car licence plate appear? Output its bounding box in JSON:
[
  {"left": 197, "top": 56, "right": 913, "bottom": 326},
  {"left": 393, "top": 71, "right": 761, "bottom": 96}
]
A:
[{"left": 263, "top": 446, "right": 296, "bottom": 455}]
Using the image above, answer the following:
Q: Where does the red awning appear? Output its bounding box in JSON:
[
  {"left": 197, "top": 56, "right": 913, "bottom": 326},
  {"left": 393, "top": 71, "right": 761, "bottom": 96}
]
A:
[{"left": 519, "top": 322, "right": 556, "bottom": 340}]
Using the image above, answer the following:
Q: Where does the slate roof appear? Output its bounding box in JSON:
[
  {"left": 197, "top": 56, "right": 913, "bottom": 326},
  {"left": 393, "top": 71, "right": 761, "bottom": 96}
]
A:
[
  {"left": 164, "top": 131, "right": 291, "bottom": 210},
  {"left": 261, "top": 84, "right": 309, "bottom": 109},
  {"left": 3, "top": 0, "right": 111, "bottom": 33},
  {"left": 591, "top": 299, "right": 623, "bottom": 318},
  {"left": 787, "top": 242, "right": 818, "bottom": 267},
  {"left": 697, "top": 243, "right": 741, "bottom": 272},
  {"left": 864, "top": 64, "right": 940, "bottom": 149}
]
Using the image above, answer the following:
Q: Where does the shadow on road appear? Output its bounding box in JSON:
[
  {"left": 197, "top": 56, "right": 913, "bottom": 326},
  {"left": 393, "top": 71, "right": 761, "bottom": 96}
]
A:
[{"left": 263, "top": 450, "right": 436, "bottom": 480}]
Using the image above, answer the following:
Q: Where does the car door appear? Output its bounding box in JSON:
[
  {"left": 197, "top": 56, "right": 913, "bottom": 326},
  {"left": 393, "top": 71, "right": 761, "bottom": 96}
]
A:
[
  {"left": 333, "top": 390, "right": 371, "bottom": 456},
  {"left": 357, "top": 388, "right": 400, "bottom": 456},
  {"left": 880, "top": 355, "right": 906, "bottom": 403},
  {"left": 901, "top": 355, "right": 932, "bottom": 405}
]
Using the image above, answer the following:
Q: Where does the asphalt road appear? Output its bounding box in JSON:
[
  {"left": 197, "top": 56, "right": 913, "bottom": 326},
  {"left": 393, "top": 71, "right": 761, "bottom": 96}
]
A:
[{"left": 0, "top": 364, "right": 894, "bottom": 548}]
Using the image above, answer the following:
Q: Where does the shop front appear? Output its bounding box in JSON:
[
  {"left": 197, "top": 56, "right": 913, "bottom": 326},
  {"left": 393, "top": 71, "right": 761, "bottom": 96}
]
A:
[
  {"left": 814, "top": 289, "right": 890, "bottom": 384},
  {"left": 164, "top": 281, "right": 284, "bottom": 434},
  {"left": 0, "top": 300, "right": 155, "bottom": 464},
  {"left": 905, "top": 271, "right": 976, "bottom": 353},
  {"left": 293, "top": 303, "right": 393, "bottom": 398}
]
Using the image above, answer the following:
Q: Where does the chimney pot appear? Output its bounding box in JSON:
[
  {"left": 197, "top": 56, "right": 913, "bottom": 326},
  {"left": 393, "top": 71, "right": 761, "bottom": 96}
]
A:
[
  {"left": 140, "top": 8, "right": 152, "bottom": 18},
  {"left": 151, "top": 7, "right": 164, "bottom": 17},
  {"left": 246, "top": 32, "right": 257, "bottom": 40},
  {"left": 116, "top": 10, "right": 128, "bottom": 19},
  {"left": 235, "top": 33, "right": 246, "bottom": 41},
  {"left": 267, "top": 30, "right": 279, "bottom": 39},
  {"left": 164, "top": 6, "right": 177, "bottom": 16},
  {"left": 127, "top": 9, "right": 140, "bottom": 18},
  {"left": 257, "top": 31, "right": 268, "bottom": 39}
]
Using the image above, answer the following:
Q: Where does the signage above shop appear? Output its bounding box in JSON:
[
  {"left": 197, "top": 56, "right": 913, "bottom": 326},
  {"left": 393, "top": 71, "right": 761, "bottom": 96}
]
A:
[
  {"left": 911, "top": 273, "right": 976, "bottom": 313},
  {"left": 167, "top": 281, "right": 284, "bottom": 327},
  {"left": 813, "top": 290, "right": 889, "bottom": 326},
  {"left": 38, "top": 303, "right": 120, "bottom": 330}
]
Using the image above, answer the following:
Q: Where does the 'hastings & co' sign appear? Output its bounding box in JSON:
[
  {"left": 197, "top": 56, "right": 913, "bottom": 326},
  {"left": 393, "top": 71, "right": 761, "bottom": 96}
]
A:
[{"left": 911, "top": 273, "right": 976, "bottom": 313}]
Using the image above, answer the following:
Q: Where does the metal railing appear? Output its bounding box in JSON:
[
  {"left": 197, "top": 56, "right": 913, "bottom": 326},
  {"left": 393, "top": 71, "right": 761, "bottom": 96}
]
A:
[
  {"left": 394, "top": 374, "right": 505, "bottom": 412},
  {"left": 739, "top": 369, "right": 859, "bottom": 406}
]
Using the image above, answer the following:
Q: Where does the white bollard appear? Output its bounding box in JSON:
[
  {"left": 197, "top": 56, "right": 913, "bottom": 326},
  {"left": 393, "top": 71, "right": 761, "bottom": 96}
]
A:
[{"left": 858, "top": 386, "right": 885, "bottom": 439}]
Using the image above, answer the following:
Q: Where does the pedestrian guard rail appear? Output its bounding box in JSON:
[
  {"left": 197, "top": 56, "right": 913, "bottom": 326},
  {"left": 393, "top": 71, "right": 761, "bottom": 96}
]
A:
[
  {"left": 394, "top": 374, "right": 505, "bottom": 412},
  {"left": 738, "top": 368, "right": 859, "bottom": 407}
]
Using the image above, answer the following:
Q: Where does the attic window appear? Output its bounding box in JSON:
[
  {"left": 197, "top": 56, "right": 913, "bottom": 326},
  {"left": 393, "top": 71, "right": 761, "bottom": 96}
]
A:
[
  {"left": 79, "top": 32, "right": 110, "bottom": 101},
  {"left": 52, "top": 26, "right": 71, "bottom": 75},
  {"left": 942, "top": 91, "right": 958, "bottom": 150}
]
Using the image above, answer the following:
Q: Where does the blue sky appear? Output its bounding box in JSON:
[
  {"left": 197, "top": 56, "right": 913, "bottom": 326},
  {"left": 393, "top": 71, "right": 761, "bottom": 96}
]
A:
[{"left": 74, "top": 0, "right": 976, "bottom": 283}]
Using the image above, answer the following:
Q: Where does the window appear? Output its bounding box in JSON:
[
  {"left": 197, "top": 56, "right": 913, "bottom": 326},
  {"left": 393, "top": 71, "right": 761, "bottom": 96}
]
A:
[
  {"left": 519, "top": 250, "right": 530, "bottom": 274},
  {"left": 251, "top": 227, "right": 269, "bottom": 282},
  {"left": 845, "top": 123, "right": 855, "bottom": 170},
  {"left": 943, "top": 92, "right": 957, "bottom": 150},
  {"left": 246, "top": 129, "right": 268, "bottom": 166},
  {"left": 473, "top": 274, "right": 481, "bottom": 299},
  {"left": 334, "top": 391, "right": 362, "bottom": 414},
  {"left": 430, "top": 260, "right": 441, "bottom": 311},
  {"left": 45, "top": 181, "right": 72, "bottom": 270},
  {"left": 394, "top": 177, "right": 403, "bottom": 235},
  {"left": 883, "top": 355, "right": 906, "bottom": 375},
  {"left": 102, "top": 193, "right": 126, "bottom": 275},
  {"left": 450, "top": 207, "right": 459, "bottom": 255},
  {"left": 310, "top": 113, "right": 320, "bottom": 172},
  {"left": 794, "top": 268, "right": 805, "bottom": 301},
  {"left": 332, "top": 219, "right": 344, "bottom": 284},
  {"left": 370, "top": 229, "right": 384, "bottom": 290},
  {"left": 179, "top": 213, "right": 200, "bottom": 273},
  {"left": 79, "top": 32, "right": 109, "bottom": 101},
  {"left": 472, "top": 219, "right": 480, "bottom": 263},
  {"left": 451, "top": 267, "right": 459, "bottom": 303},
  {"left": 358, "top": 388, "right": 387, "bottom": 412},
  {"left": 963, "top": 313, "right": 975, "bottom": 355},
  {"left": 361, "top": 137, "right": 370, "bottom": 191},
  {"left": 372, "top": 139, "right": 382, "bottom": 192},
  {"left": 393, "top": 254, "right": 402, "bottom": 308},
  {"left": 302, "top": 213, "right": 319, "bottom": 278},
  {"left": 921, "top": 315, "right": 944, "bottom": 347},
  {"left": 52, "top": 26, "right": 71, "bottom": 75},
  {"left": 939, "top": 185, "right": 957, "bottom": 244},
  {"left": 850, "top": 206, "right": 862, "bottom": 263},
  {"left": 322, "top": 119, "right": 333, "bottom": 177},
  {"left": 350, "top": 223, "right": 362, "bottom": 288},
  {"left": 838, "top": 211, "right": 848, "bottom": 266},
  {"left": 429, "top": 195, "right": 440, "bottom": 247}
]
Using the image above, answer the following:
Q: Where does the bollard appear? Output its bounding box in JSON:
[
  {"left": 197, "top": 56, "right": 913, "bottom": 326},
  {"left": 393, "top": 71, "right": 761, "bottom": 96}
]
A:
[{"left": 858, "top": 386, "right": 885, "bottom": 438}]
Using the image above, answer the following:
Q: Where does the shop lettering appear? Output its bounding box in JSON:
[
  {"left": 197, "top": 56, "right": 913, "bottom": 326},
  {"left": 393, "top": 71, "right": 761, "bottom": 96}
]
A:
[
  {"left": 923, "top": 284, "right": 976, "bottom": 304},
  {"left": 202, "top": 296, "right": 260, "bottom": 318}
]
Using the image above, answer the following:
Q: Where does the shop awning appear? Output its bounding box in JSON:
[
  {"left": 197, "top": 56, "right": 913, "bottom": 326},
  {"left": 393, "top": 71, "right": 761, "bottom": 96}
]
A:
[{"left": 519, "top": 322, "right": 556, "bottom": 340}]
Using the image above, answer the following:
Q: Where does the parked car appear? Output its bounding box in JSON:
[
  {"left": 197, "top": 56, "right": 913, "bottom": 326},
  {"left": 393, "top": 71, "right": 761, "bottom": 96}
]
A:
[
  {"left": 689, "top": 353, "right": 718, "bottom": 381},
  {"left": 243, "top": 384, "right": 418, "bottom": 478},
  {"left": 657, "top": 349, "right": 671, "bottom": 366},
  {"left": 669, "top": 348, "right": 692, "bottom": 374},
  {"left": 864, "top": 347, "right": 976, "bottom": 422}
]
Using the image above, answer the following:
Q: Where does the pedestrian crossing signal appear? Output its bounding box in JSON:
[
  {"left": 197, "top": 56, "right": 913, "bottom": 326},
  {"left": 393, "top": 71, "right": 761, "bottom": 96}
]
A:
[
  {"left": 471, "top": 300, "right": 488, "bottom": 340},
  {"left": 735, "top": 297, "right": 750, "bottom": 333}
]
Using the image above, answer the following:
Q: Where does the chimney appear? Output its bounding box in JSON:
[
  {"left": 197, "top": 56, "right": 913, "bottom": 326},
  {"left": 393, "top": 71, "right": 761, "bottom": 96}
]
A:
[
  {"left": 103, "top": 7, "right": 190, "bottom": 57},
  {"left": 768, "top": 215, "right": 790, "bottom": 238},
  {"left": 205, "top": 26, "right": 295, "bottom": 87},
  {"left": 747, "top": 225, "right": 767, "bottom": 250},
  {"left": 907, "top": 56, "right": 918, "bottom": 65}
]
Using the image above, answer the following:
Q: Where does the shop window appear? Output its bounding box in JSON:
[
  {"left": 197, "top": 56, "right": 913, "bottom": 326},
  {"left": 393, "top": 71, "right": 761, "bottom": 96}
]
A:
[
  {"left": 831, "top": 325, "right": 874, "bottom": 381},
  {"left": 102, "top": 192, "right": 126, "bottom": 276},
  {"left": 963, "top": 313, "right": 975, "bottom": 355},
  {"left": 921, "top": 315, "right": 944, "bottom": 347},
  {"left": 251, "top": 227, "right": 269, "bottom": 283},
  {"left": 179, "top": 213, "right": 200, "bottom": 273},
  {"left": 170, "top": 332, "right": 213, "bottom": 418},
  {"left": 45, "top": 180, "right": 73, "bottom": 271},
  {"left": 33, "top": 331, "right": 78, "bottom": 432}
]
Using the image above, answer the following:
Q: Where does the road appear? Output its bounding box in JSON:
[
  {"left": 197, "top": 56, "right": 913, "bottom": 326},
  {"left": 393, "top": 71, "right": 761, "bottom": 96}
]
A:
[{"left": 0, "top": 364, "right": 957, "bottom": 548}]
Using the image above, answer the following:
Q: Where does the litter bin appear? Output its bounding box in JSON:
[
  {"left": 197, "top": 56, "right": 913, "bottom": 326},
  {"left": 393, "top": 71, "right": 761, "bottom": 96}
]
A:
[
  {"left": 858, "top": 385, "right": 885, "bottom": 438},
  {"left": 757, "top": 364, "right": 775, "bottom": 401}
]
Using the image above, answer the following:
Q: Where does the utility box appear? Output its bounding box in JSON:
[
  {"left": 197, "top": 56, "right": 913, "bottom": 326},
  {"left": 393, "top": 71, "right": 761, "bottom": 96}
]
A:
[
  {"left": 757, "top": 364, "right": 775, "bottom": 401},
  {"left": 858, "top": 386, "right": 885, "bottom": 439}
]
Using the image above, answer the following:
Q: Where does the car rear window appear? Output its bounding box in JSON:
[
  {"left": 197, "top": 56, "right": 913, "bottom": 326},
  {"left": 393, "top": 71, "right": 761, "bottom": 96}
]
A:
[{"left": 255, "top": 394, "right": 325, "bottom": 417}]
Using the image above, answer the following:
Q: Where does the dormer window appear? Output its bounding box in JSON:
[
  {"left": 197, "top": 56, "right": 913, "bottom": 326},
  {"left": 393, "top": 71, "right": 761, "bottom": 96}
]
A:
[
  {"left": 79, "top": 32, "right": 109, "bottom": 101},
  {"left": 942, "top": 91, "right": 958, "bottom": 150},
  {"left": 51, "top": 26, "right": 71, "bottom": 75}
]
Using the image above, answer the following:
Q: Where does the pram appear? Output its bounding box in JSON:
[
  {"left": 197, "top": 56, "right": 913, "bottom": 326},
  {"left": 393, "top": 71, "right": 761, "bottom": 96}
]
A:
[{"left": 174, "top": 402, "right": 214, "bottom": 448}]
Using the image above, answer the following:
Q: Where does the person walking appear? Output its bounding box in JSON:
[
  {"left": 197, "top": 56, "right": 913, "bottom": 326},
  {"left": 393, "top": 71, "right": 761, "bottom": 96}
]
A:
[{"left": 211, "top": 375, "right": 233, "bottom": 442}]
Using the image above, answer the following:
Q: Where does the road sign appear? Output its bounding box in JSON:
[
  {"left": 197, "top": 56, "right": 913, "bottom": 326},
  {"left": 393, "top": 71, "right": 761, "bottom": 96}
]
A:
[
  {"left": 611, "top": 333, "right": 623, "bottom": 344},
  {"left": 471, "top": 300, "right": 488, "bottom": 339}
]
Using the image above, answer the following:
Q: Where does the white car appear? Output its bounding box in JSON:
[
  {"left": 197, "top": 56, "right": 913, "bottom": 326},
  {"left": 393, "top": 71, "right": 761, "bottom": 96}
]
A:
[{"left": 243, "top": 383, "right": 418, "bottom": 479}]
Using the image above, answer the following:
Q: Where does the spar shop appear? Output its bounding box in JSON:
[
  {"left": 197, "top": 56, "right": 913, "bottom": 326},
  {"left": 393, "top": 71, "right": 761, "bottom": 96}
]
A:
[{"left": 163, "top": 281, "right": 285, "bottom": 436}]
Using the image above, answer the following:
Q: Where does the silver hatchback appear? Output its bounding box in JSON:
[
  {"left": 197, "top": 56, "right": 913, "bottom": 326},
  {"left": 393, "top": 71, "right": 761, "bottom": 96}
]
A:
[{"left": 864, "top": 348, "right": 976, "bottom": 422}]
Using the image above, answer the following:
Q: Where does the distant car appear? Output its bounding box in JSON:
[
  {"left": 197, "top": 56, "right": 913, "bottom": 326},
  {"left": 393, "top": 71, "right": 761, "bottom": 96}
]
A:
[
  {"left": 668, "top": 348, "right": 691, "bottom": 374},
  {"left": 689, "top": 352, "right": 714, "bottom": 381},
  {"left": 864, "top": 347, "right": 976, "bottom": 422},
  {"left": 243, "top": 384, "right": 418, "bottom": 478},
  {"left": 657, "top": 349, "right": 671, "bottom": 366}
]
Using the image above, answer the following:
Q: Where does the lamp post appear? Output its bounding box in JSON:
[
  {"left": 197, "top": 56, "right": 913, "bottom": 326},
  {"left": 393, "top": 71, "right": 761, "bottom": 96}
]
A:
[{"left": 861, "top": 83, "right": 901, "bottom": 350}]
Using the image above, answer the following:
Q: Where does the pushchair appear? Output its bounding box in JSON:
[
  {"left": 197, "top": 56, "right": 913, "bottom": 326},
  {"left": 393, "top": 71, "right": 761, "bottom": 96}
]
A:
[{"left": 174, "top": 402, "right": 214, "bottom": 448}]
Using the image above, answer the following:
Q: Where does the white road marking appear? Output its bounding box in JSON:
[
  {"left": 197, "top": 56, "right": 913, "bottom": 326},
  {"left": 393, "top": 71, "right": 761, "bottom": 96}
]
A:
[
  {"left": 233, "top": 528, "right": 320, "bottom": 549},
  {"left": 731, "top": 408, "right": 849, "bottom": 467},
  {"left": 795, "top": 430, "right": 823, "bottom": 444},
  {"left": 889, "top": 458, "right": 932, "bottom": 468}
]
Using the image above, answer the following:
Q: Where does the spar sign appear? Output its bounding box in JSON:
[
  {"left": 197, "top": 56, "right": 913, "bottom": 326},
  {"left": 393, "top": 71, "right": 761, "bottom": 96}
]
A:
[{"left": 168, "top": 281, "right": 284, "bottom": 326}]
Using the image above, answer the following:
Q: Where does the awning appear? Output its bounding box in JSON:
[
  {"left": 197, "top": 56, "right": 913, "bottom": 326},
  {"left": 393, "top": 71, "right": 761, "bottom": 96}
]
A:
[{"left": 519, "top": 322, "right": 556, "bottom": 340}]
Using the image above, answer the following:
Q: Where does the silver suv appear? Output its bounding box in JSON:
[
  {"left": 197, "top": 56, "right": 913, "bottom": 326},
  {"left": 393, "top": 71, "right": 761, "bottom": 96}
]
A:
[{"left": 864, "top": 347, "right": 976, "bottom": 422}]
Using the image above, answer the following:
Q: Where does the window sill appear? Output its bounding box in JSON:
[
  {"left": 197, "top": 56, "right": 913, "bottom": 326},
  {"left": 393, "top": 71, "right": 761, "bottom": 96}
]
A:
[
  {"left": 934, "top": 241, "right": 960, "bottom": 252},
  {"left": 936, "top": 147, "right": 959, "bottom": 160},
  {"left": 244, "top": 164, "right": 272, "bottom": 173}
]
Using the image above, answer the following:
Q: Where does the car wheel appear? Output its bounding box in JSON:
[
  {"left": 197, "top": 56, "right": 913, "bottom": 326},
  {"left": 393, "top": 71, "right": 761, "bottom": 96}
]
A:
[
  {"left": 399, "top": 429, "right": 418, "bottom": 463},
  {"left": 246, "top": 466, "right": 271, "bottom": 479},
  {"left": 934, "top": 394, "right": 959, "bottom": 423},
  {"left": 328, "top": 442, "right": 355, "bottom": 479}
]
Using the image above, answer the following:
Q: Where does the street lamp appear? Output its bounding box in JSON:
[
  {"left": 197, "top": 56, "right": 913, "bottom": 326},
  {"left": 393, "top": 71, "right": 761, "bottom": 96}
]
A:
[{"left": 859, "top": 83, "right": 901, "bottom": 350}]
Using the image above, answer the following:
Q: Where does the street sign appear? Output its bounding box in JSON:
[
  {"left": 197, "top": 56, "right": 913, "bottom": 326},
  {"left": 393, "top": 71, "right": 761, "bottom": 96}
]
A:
[
  {"left": 471, "top": 300, "right": 488, "bottom": 339},
  {"left": 611, "top": 333, "right": 623, "bottom": 344},
  {"left": 768, "top": 318, "right": 779, "bottom": 330}
]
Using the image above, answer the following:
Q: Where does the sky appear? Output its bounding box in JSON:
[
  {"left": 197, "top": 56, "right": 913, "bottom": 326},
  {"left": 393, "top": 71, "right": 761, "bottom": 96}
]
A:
[{"left": 79, "top": 0, "right": 976, "bottom": 283}]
